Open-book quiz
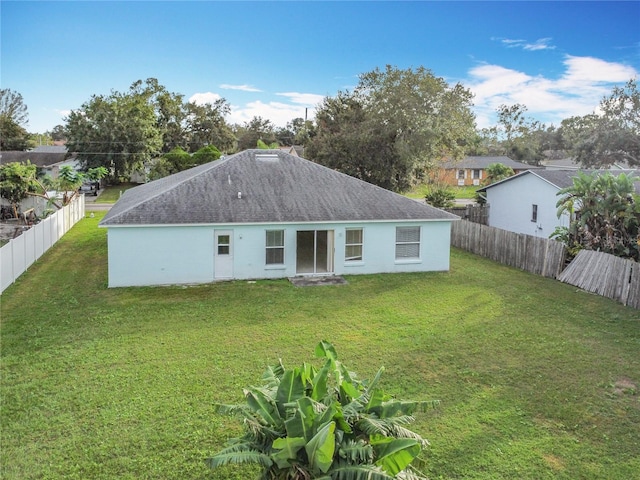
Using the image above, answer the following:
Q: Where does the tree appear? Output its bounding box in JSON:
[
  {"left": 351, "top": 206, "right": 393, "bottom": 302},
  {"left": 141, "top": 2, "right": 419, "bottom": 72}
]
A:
[
  {"left": 307, "top": 65, "right": 476, "bottom": 192},
  {"left": 207, "top": 341, "right": 436, "bottom": 479},
  {"left": 65, "top": 79, "right": 163, "bottom": 180},
  {"left": 560, "top": 79, "right": 640, "bottom": 167},
  {"left": 0, "top": 162, "right": 39, "bottom": 217},
  {"left": 235, "top": 116, "right": 278, "bottom": 151},
  {"left": 50, "top": 125, "right": 67, "bottom": 142},
  {"left": 191, "top": 144, "right": 221, "bottom": 165},
  {"left": 0, "top": 89, "right": 30, "bottom": 151},
  {"left": 0, "top": 162, "right": 107, "bottom": 212},
  {"left": 481, "top": 104, "right": 551, "bottom": 165},
  {"left": 184, "top": 100, "right": 235, "bottom": 153},
  {"left": 552, "top": 171, "right": 640, "bottom": 260},
  {"left": 483, "top": 163, "right": 514, "bottom": 185}
]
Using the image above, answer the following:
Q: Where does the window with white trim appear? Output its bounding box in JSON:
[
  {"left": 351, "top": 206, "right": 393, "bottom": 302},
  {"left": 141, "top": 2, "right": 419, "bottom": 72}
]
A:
[
  {"left": 266, "top": 230, "right": 284, "bottom": 265},
  {"left": 472, "top": 169, "right": 481, "bottom": 179},
  {"left": 457, "top": 169, "right": 465, "bottom": 179},
  {"left": 345, "top": 228, "right": 363, "bottom": 262},
  {"left": 395, "top": 226, "right": 420, "bottom": 259},
  {"left": 531, "top": 204, "right": 538, "bottom": 223}
]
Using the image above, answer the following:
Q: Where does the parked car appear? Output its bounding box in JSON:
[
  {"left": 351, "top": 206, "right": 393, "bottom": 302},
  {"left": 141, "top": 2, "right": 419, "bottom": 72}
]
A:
[{"left": 79, "top": 182, "right": 99, "bottom": 196}]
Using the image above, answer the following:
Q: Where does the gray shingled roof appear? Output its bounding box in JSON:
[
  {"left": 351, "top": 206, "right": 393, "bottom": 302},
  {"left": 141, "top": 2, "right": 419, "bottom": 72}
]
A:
[
  {"left": 478, "top": 169, "right": 640, "bottom": 193},
  {"left": 100, "top": 150, "right": 458, "bottom": 226},
  {"left": 0, "top": 150, "right": 74, "bottom": 167},
  {"left": 442, "top": 156, "right": 538, "bottom": 170}
]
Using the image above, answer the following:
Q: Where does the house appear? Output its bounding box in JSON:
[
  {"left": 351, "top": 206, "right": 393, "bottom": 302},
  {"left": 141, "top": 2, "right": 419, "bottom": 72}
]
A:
[
  {"left": 477, "top": 169, "right": 640, "bottom": 238},
  {"left": 99, "top": 149, "right": 459, "bottom": 287},
  {"left": 440, "top": 156, "right": 536, "bottom": 187},
  {"left": 0, "top": 146, "right": 79, "bottom": 179}
]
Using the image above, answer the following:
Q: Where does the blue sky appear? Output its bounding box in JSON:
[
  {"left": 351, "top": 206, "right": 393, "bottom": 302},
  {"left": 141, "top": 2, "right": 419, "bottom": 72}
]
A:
[{"left": 2, "top": 1, "right": 639, "bottom": 134}]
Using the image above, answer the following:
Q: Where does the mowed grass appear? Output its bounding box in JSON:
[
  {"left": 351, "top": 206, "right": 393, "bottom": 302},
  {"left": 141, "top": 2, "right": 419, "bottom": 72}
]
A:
[
  {"left": 405, "top": 184, "right": 478, "bottom": 200},
  {"left": 96, "top": 183, "right": 139, "bottom": 203},
  {"left": 1, "top": 212, "right": 639, "bottom": 479}
]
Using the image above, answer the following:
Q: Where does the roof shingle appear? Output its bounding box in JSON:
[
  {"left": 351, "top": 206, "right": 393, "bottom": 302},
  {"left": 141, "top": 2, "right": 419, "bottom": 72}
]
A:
[{"left": 100, "top": 150, "right": 458, "bottom": 226}]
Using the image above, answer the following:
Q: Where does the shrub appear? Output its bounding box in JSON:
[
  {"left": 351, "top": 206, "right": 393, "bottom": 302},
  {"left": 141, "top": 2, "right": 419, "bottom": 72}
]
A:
[
  {"left": 206, "top": 341, "right": 437, "bottom": 479},
  {"left": 425, "top": 187, "right": 456, "bottom": 208}
]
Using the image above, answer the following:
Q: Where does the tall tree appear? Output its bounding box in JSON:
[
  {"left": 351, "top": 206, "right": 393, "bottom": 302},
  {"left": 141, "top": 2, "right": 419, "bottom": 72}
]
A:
[
  {"left": 307, "top": 65, "right": 476, "bottom": 192},
  {"left": 184, "top": 100, "right": 235, "bottom": 153},
  {"left": 0, "top": 89, "right": 30, "bottom": 150},
  {"left": 65, "top": 79, "right": 163, "bottom": 180},
  {"left": 560, "top": 79, "right": 640, "bottom": 167},
  {"left": 235, "top": 116, "right": 277, "bottom": 151}
]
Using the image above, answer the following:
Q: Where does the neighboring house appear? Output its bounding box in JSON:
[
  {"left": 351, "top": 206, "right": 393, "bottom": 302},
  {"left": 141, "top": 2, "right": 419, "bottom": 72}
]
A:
[
  {"left": 99, "top": 149, "right": 459, "bottom": 287},
  {"left": 0, "top": 147, "right": 81, "bottom": 216},
  {"left": 0, "top": 146, "right": 79, "bottom": 179},
  {"left": 542, "top": 157, "right": 637, "bottom": 170},
  {"left": 440, "top": 156, "right": 536, "bottom": 186},
  {"left": 477, "top": 169, "right": 640, "bottom": 238}
]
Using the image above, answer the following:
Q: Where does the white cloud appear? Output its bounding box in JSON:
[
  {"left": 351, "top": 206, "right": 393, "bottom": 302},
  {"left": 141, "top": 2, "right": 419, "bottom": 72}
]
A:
[
  {"left": 497, "top": 37, "right": 555, "bottom": 51},
  {"left": 466, "top": 55, "right": 638, "bottom": 128},
  {"left": 219, "top": 84, "right": 262, "bottom": 92},
  {"left": 227, "top": 100, "right": 315, "bottom": 127},
  {"left": 188, "top": 92, "right": 222, "bottom": 105},
  {"left": 56, "top": 109, "right": 71, "bottom": 117},
  {"left": 276, "top": 92, "right": 325, "bottom": 106}
]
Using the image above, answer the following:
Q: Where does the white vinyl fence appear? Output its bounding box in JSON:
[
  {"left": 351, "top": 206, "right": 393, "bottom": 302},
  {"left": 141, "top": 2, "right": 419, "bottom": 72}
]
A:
[{"left": 0, "top": 195, "right": 85, "bottom": 294}]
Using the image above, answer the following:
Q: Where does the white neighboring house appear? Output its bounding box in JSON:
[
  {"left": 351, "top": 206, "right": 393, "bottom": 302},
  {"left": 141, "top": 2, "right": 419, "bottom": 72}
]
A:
[
  {"left": 478, "top": 169, "right": 640, "bottom": 238},
  {"left": 99, "top": 149, "right": 459, "bottom": 287}
]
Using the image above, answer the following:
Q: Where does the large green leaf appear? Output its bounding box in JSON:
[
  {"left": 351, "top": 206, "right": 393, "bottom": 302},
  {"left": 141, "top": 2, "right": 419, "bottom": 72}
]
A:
[
  {"left": 276, "top": 367, "right": 305, "bottom": 415},
  {"left": 315, "top": 340, "right": 338, "bottom": 361},
  {"left": 272, "top": 436, "right": 306, "bottom": 469},
  {"left": 305, "top": 421, "right": 336, "bottom": 474},
  {"left": 245, "top": 386, "right": 283, "bottom": 428},
  {"left": 311, "top": 359, "right": 330, "bottom": 400},
  {"left": 284, "top": 397, "right": 315, "bottom": 441},
  {"left": 371, "top": 436, "right": 421, "bottom": 476}
]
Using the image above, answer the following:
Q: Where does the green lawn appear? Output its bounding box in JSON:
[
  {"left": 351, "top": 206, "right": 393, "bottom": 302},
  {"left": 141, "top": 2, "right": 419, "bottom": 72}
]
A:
[
  {"left": 96, "top": 183, "right": 140, "bottom": 203},
  {"left": 1, "top": 213, "right": 639, "bottom": 479},
  {"left": 405, "top": 184, "right": 478, "bottom": 200}
]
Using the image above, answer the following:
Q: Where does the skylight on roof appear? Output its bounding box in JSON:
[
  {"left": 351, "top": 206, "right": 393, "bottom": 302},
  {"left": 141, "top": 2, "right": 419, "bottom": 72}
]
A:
[{"left": 256, "top": 153, "right": 279, "bottom": 162}]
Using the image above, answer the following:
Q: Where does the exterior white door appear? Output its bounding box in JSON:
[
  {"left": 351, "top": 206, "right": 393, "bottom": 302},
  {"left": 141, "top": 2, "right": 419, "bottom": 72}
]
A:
[{"left": 214, "top": 230, "right": 233, "bottom": 279}]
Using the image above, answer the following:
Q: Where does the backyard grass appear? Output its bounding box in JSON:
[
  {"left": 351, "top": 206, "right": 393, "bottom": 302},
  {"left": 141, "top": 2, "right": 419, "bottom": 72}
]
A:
[{"left": 1, "top": 212, "right": 639, "bottom": 479}]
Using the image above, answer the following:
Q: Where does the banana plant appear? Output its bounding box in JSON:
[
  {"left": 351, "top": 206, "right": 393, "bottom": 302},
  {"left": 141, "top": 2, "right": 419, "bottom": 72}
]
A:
[{"left": 206, "top": 341, "right": 438, "bottom": 479}]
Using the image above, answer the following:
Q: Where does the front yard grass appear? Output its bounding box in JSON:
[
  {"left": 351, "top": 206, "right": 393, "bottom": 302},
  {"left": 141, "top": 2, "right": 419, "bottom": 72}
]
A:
[
  {"left": 96, "top": 182, "right": 139, "bottom": 203},
  {"left": 405, "top": 184, "right": 478, "bottom": 200},
  {"left": 1, "top": 212, "right": 638, "bottom": 479}
]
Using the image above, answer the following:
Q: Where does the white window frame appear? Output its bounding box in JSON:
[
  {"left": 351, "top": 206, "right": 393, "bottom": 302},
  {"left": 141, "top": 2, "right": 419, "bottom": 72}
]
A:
[
  {"left": 345, "top": 228, "right": 364, "bottom": 262},
  {"left": 395, "top": 226, "right": 421, "bottom": 261},
  {"left": 531, "top": 204, "right": 538, "bottom": 223},
  {"left": 265, "top": 230, "right": 285, "bottom": 265},
  {"left": 472, "top": 169, "right": 481, "bottom": 180}
]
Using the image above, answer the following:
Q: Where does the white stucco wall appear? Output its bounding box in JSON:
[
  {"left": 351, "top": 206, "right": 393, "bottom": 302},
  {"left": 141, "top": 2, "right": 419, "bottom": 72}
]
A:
[
  {"left": 105, "top": 220, "right": 453, "bottom": 287},
  {"left": 485, "top": 174, "right": 569, "bottom": 237}
]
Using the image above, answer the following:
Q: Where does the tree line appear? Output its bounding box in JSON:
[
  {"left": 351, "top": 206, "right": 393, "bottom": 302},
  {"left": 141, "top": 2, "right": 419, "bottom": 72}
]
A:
[{"left": 1, "top": 68, "right": 638, "bottom": 191}]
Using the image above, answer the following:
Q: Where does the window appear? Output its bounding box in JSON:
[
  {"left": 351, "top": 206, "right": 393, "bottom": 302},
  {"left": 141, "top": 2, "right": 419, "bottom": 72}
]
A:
[
  {"left": 457, "top": 169, "right": 465, "bottom": 180},
  {"left": 531, "top": 204, "right": 538, "bottom": 223},
  {"left": 472, "top": 169, "right": 481, "bottom": 180},
  {"left": 266, "top": 230, "right": 284, "bottom": 265},
  {"left": 345, "top": 228, "right": 363, "bottom": 262},
  {"left": 217, "top": 235, "right": 230, "bottom": 255},
  {"left": 395, "top": 226, "right": 420, "bottom": 259}
]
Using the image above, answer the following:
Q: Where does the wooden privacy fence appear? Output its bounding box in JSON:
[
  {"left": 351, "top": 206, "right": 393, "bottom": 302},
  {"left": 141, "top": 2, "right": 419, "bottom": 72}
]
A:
[
  {"left": 444, "top": 204, "right": 489, "bottom": 225},
  {"left": 451, "top": 220, "right": 567, "bottom": 279},
  {"left": 558, "top": 250, "right": 640, "bottom": 309},
  {"left": 0, "top": 195, "right": 85, "bottom": 294}
]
